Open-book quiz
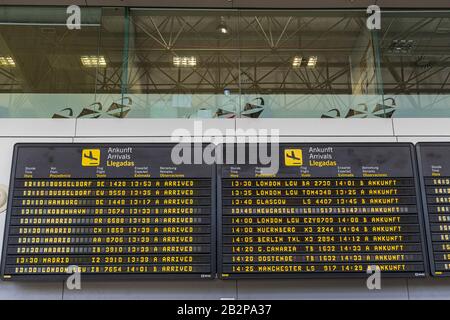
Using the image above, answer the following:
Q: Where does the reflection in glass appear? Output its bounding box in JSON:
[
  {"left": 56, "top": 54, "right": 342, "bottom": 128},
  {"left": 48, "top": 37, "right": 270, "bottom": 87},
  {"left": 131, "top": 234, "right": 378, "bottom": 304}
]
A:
[
  {"left": 0, "top": 7, "right": 448, "bottom": 118},
  {"left": 379, "top": 12, "right": 450, "bottom": 117}
]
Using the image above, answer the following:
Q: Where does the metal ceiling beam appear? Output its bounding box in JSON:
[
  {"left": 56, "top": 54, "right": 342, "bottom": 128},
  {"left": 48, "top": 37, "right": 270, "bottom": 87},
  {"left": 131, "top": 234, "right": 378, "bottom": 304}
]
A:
[{"left": 3, "top": 0, "right": 450, "bottom": 9}]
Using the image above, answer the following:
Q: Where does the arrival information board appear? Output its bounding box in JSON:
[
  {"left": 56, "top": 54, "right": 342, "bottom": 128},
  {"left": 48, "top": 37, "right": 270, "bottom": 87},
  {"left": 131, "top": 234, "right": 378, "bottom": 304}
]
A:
[
  {"left": 417, "top": 142, "right": 450, "bottom": 276},
  {"left": 0, "top": 143, "right": 215, "bottom": 280},
  {"left": 218, "top": 143, "right": 428, "bottom": 278}
]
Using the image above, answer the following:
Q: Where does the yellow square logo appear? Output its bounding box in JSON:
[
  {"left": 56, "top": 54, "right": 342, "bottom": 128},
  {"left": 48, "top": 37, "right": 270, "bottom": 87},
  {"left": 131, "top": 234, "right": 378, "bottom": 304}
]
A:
[
  {"left": 82, "top": 149, "right": 100, "bottom": 166},
  {"left": 284, "top": 149, "right": 303, "bottom": 166}
]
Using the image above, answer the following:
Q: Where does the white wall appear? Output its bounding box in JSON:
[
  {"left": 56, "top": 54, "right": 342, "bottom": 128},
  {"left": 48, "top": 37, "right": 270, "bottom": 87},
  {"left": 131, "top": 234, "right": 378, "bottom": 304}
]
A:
[{"left": 1, "top": 118, "right": 450, "bottom": 300}]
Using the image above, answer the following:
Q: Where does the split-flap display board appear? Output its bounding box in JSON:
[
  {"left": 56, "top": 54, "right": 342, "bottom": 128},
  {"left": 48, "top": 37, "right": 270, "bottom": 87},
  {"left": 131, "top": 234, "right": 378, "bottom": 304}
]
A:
[{"left": 0, "top": 143, "right": 449, "bottom": 280}]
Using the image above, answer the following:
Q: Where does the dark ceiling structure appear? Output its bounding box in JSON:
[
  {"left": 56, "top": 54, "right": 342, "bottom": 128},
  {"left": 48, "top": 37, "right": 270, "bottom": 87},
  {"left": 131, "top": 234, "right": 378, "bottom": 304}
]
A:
[{"left": 0, "top": 5, "right": 448, "bottom": 97}]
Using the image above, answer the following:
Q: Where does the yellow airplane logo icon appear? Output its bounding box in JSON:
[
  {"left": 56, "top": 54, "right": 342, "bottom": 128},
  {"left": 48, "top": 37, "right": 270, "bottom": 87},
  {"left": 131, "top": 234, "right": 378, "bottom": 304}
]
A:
[
  {"left": 82, "top": 149, "right": 100, "bottom": 166},
  {"left": 284, "top": 149, "right": 303, "bottom": 166}
]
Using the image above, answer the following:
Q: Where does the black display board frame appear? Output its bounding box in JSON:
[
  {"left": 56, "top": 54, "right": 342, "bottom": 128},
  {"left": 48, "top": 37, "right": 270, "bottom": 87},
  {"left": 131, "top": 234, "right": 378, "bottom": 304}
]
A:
[
  {"left": 217, "top": 143, "right": 429, "bottom": 279},
  {"left": 0, "top": 143, "right": 217, "bottom": 281},
  {"left": 416, "top": 142, "right": 450, "bottom": 277}
]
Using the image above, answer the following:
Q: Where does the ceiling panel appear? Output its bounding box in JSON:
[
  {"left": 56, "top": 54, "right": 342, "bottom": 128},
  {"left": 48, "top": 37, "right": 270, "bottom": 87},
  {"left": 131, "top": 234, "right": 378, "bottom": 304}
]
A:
[
  {"left": 377, "top": 0, "right": 450, "bottom": 8},
  {"left": 2, "top": 0, "right": 450, "bottom": 8}
]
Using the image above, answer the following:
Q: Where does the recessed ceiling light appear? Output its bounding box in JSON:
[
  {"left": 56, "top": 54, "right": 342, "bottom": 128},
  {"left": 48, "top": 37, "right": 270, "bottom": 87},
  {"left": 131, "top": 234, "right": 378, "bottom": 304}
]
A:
[
  {"left": 217, "top": 16, "right": 229, "bottom": 34},
  {"left": 0, "top": 56, "right": 16, "bottom": 67},
  {"left": 219, "top": 26, "right": 228, "bottom": 34},
  {"left": 80, "top": 55, "right": 107, "bottom": 67},
  {"left": 173, "top": 56, "right": 197, "bottom": 67},
  {"left": 292, "top": 56, "right": 303, "bottom": 68},
  {"left": 307, "top": 56, "right": 318, "bottom": 68}
]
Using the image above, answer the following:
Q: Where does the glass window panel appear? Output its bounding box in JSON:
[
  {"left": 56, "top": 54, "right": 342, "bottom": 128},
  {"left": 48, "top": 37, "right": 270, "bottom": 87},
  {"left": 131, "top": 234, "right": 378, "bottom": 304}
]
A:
[
  {"left": 92, "top": 7, "right": 127, "bottom": 119},
  {"left": 0, "top": 6, "right": 102, "bottom": 118},
  {"left": 379, "top": 11, "right": 450, "bottom": 117},
  {"left": 2, "top": 7, "right": 449, "bottom": 119}
]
